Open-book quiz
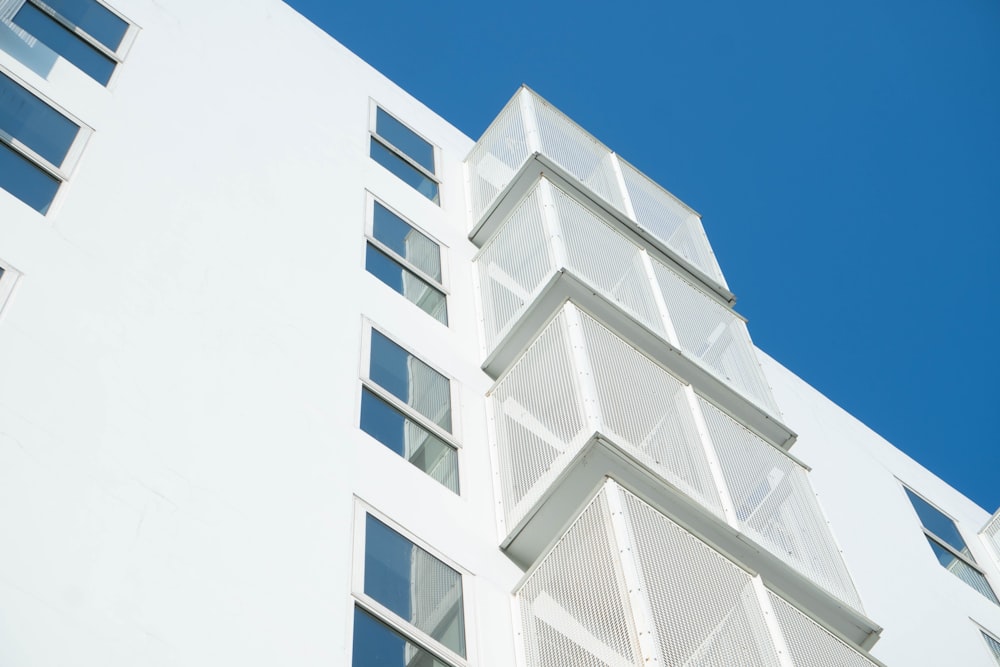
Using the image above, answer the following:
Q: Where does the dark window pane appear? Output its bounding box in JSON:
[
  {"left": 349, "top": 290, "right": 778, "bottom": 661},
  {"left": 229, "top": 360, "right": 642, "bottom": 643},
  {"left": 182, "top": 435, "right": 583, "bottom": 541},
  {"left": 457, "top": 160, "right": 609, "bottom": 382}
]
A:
[
  {"left": 375, "top": 108, "right": 434, "bottom": 172},
  {"left": 366, "top": 245, "right": 447, "bottom": 324},
  {"left": 364, "top": 516, "right": 466, "bottom": 656},
  {"left": 40, "top": 0, "right": 128, "bottom": 50},
  {"left": 369, "top": 330, "right": 451, "bottom": 431},
  {"left": 0, "top": 267, "right": 5, "bottom": 280},
  {"left": 14, "top": 3, "right": 116, "bottom": 84},
  {"left": 0, "top": 72, "right": 79, "bottom": 166},
  {"left": 352, "top": 607, "right": 452, "bottom": 667},
  {"left": 360, "top": 388, "right": 458, "bottom": 492},
  {"left": 925, "top": 538, "right": 999, "bottom": 603},
  {"left": 0, "top": 141, "right": 61, "bottom": 213},
  {"left": 905, "top": 489, "right": 968, "bottom": 554},
  {"left": 372, "top": 202, "right": 441, "bottom": 281},
  {"left": 371, "top": 139, "right": 439, "bottom": 204}
]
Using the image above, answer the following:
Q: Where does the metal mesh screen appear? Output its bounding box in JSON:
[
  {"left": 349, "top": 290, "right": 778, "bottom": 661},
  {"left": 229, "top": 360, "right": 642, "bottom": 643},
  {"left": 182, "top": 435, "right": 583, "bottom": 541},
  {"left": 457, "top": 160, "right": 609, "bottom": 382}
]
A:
[
  {"left": 531, "top": 97, "right": 626, "bottom": 213},
  {"left": 768, "top": 592, "right": 879, "bottom": 667},
  {"left": 651, "top": 258, "right": 781, "bottom": 417},
  {"left": 491, "top": 310, "right": 588, "bottom": 531},
  {"left": 577, "top": 311, "right": 723, "bottom": 518},
  {"left": 983, "top": 510, "right": 1000, "bottom": 566},
  {"left": 519, "top": 491, "right": 643, "bottom": 667},
  {"left": 699, "top": 398, "right": 863, "bottom": 611},
  {"left": 983, "top": 631, "right": 1000, "bottom": 664},
  {"left": 552, "top": 185, "right": 665, "bottom": 338},
  {"left": 476, "top": 185, "right": 554, "bottom": 351},
  {"left": 621, "top": 488, "right": 782, "bottom": 667},
  {"left": 466, "top": 96, "right": 530, "bottom": 222},
  {"left": 618, "top": 160, "right": 725, "bottom": 285}
]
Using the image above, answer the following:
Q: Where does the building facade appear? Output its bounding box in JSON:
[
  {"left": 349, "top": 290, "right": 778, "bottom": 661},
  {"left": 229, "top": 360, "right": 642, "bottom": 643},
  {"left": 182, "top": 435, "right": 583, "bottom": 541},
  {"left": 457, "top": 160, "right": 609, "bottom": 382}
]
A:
[{"left": 1, "top": 1, "right": 999, "bottom": 665}]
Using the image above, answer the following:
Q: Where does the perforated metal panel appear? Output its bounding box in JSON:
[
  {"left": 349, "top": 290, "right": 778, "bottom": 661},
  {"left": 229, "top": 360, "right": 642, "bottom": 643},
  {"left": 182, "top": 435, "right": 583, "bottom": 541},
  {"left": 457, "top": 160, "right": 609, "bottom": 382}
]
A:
[
  {"left": 618, "top": 159, "right": 726, "bottom": 286},
  {"left": 651, "top": 258, "right": 780, "bottom": 416},
  {"left": 621, "top": 487, "right": 782, "bottom": 667},
  {"left": 466, "top": 96, "right": 530, "bottom": 222},
  {"left": 476, "top": 185, "right": 555, "bottom": 351},
  {"left": 491, "top": 310, "right": 588, "bottom": 531},
  {"left": 767, "top": 592, "right": 879, "bottom": 667},
  {"left": 699, "top": 398, "right": 863, "bottom": 611},
  {"left": 518, "top": 490, "right": 643, "bottom": 667},
  {"left": 982, "top": 509, "right": 1000, "bottom": 566}
]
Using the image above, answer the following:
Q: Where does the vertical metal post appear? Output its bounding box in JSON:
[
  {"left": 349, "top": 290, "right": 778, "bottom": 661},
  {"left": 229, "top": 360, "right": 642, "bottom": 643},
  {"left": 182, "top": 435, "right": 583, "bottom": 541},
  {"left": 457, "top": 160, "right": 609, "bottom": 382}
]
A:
[
  {"left": 609, "top": 153, "right": 637, "bottom": 220},
  {"left": 605, "top": 480, "right": 662, "bottom": 665},
  {"left": 538, "top": 177, "right": 568, "bottom": 270},
  {"left": 684, "top": 388, "right": 740, "bottom": 529},
  {"left": 563, "top": 303, "right": 603, "bottom": 436},
  {"left": 519, "top": 88, "right": 541, "bottom": 155},
  {"left": 639, "top": 249, "right": 681, "bottom": 346},
  {"left": 751, "top": 577, "right": 796, "bottom": 667}
]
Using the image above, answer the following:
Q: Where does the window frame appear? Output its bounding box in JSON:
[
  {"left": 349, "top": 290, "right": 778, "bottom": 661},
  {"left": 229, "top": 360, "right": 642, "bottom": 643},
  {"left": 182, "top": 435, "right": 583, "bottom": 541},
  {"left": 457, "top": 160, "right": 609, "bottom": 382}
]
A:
[
  {"left": 8, "top": 0, "right": 139, "bottom": 83},
  {"left": 902, "top": 484, "right": 998, "bottom": 603},
  {"left": 0, "top": 257, "right": 21, "bottom": 317},
  {"left": 363, "top": 193, "right": 450, "bottom": 323},
  {"left": 349, "top": 500, "right": 471, "bottom": 667},
  {"left": 369, "top": 100, "right": 441, "bottom": 203},
  {"left": 0, "top": 65, "right": 92, "bottom": 214}
]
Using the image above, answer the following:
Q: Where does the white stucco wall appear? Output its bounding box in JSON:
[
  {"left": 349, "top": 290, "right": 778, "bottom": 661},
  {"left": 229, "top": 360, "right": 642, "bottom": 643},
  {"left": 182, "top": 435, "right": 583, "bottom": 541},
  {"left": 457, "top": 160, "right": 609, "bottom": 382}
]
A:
[{"left": 0, "top": 1, "right": 521, "bottom": 664}]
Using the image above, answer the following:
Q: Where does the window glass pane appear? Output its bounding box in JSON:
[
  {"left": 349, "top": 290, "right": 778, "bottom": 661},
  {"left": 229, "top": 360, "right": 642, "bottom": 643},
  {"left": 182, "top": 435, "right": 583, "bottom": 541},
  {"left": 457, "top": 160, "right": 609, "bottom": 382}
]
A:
[
  {"left": 371, "top": 139, "right": 439, "bottom": 204},
  {"left": 372, "top": 202, "right": 441, "bottom": 281},
  {"left": 0, "top": 72, "right": 79, "bottom": 166},
  {"left": 369, "top": 330, "right": 451, "bottom": 432},
  {"left": 352, "top": 607, "right": 453, "bottom": 667},
  {"left": 364, "top": 516, "right": 466, "bottom": 656},
  {"left": 0, "top": 141, "right": 61, "bottom": 213},
  {"left": 14, "top": 3, "right": 116, "bottom": 84},
  {"left": 375, "top": 107, "right": 434, "bottom": 173},
  {"left": 40, "top": 0, "right": 129, "bottom": 50},
  {"left": 360, "top": 389, "right": 458, "bottom": 492},
  {"left": 926, "top": 538, "right": 999, "bottom": 604},
  {"left": 905, "top": 488, "right": 968, "bottom": 554},
  {"left": 984, "top": 631, "right": 1000, "bottom": 663},
  {"left": 366, "top": 245, "right": 447, "bottom": 324}
]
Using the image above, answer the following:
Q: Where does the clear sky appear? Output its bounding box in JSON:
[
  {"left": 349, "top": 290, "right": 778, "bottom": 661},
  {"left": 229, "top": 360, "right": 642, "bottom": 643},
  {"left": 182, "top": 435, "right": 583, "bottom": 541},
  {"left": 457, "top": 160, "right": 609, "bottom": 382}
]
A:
[{"left": 285, "top": 0, "right": 1000, "bottom": 512}]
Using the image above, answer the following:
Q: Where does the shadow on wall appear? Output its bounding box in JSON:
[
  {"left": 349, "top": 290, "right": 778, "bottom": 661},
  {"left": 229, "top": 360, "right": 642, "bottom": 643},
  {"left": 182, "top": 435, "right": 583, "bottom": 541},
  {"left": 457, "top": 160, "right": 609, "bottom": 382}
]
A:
[{"left": 0, "top": 16, "right": 58, "bottom": 80}]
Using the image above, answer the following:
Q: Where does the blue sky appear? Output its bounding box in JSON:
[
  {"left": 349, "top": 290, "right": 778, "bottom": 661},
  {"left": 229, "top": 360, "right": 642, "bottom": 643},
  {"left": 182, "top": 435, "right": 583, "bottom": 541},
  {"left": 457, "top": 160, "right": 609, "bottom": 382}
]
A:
[{"left": 287, "top": 0, "right": 1000, "bottom": 512}]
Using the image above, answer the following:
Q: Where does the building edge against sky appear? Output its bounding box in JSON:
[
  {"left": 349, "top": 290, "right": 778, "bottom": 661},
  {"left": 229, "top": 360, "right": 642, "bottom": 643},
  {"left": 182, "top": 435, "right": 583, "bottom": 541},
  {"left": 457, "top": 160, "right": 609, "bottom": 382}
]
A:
[{"left": 0, "top": 0, "right": 999, "bottom": 665}]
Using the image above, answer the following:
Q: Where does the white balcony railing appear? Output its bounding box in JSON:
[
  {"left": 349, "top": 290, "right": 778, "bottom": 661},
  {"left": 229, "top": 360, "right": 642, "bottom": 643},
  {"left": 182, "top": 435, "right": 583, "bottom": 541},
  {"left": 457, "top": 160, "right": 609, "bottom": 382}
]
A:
[
  {"left": 466, "top": 87, "right": 727, "bottom": 289},
  {"left": 477, "top": 176, "right": 781, "bottom": 418},
  {"left": 518, "top": 480, "right": 883, "bottom": 667},
  {"left": 492, "top": 303, "right": 861, "bottom": 612}
]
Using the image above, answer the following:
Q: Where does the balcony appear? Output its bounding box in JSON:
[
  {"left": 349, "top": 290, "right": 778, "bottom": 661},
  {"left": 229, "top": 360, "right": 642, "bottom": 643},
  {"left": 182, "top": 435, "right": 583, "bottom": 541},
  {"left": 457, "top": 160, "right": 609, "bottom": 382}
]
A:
[
  {"left": 983, "top": 509, "right": 1000, "bottom": 566},
  {"left": 466, "top": 86, "right": 729, "bottom": 300},
  {"left": 491, "top": 303, "right": 878, "bottom": 645},
  {"left": 517, "top": 480, "right": 884, "bottom": 666},
  {"left": 476, "top": 176, "right": 788, "bottom": 443}
]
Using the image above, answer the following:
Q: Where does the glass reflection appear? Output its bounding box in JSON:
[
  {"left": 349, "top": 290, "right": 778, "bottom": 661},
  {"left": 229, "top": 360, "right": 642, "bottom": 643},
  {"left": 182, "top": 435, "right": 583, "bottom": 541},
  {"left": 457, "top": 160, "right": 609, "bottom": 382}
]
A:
[
  {"left": 364, "top": 516, "right": 466, "bottom": 656},
  {"left": 352, "top": 607, "right": 453, "bottom": 667},
  {"left": 366, "top": 245, "right": 447, "bottom": 324},
  {"left": 0, "top": 141, "right": 61, "bottom": 213},
  {"left": 370, "top": 139, "right": 439, "bottom": 204},
  {"left": 925, "top": 538, "right": 999, "bottom": 604},
  {"left": 369, "top": 330, "right": 451, "bottom": 432},
  {"left": 0, "top": 72, "right": 80, "bottom": 166},
  {"left": 14, "top": 3, "right": 117, "bottom": 84},
  {"left": 904, "top": 488, "right": 968, "bottom": 553},
  {"left": 375, "top": 108, "right": 434, "bottom": 172},
  {"left": 372, "top": 202, "right": 441, "bottom": 281},
  {"left": 360, "top": 388, "right": 458, "bottom": 492},
  {"left": 42, "top": 0, "right": 129, "bottom": 50}
]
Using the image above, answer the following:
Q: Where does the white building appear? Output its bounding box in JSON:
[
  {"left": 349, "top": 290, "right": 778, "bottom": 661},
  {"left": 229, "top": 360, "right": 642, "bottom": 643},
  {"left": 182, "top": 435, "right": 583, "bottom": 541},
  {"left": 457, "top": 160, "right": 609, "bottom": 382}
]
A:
[{"left": 1, "top": 1, "right": 999, "bottom": 665}]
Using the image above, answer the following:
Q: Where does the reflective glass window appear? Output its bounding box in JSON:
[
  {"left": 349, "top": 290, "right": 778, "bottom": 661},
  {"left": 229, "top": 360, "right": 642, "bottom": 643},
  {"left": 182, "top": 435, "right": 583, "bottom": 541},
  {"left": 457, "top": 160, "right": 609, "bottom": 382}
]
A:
[
  {"left": 13, "top": 3, "right": 117, "bottom": 84},
  {"left": 904, "top": 488, "right": 968, "bottom": 554},
  {"left": 366, "top": 245, "right": 447, "bottom": 324},
  {"left": 369, "top": 330, "right": 451, "bottom": 432},
  {"left": 373, "top": 202, "right": 441, "bottom": 281},
  {"left": 0, "top": 141, "right": 61, "bottom": 213},
  {"left": 375, "top": 107, "right": 434, "bottom": 172},
  {"left": 352, "top": 607, "right": 453, "bottom": 667},
  {"left": 39, "top": 0, "right": 129, "bottom": 50},
  {"left": 360, "top": 388, "right": 457, "bottom": 492},
  {"left": 364, "top": 516, "right": 466, "bottom": 656},
  {"left": 370, "top": 140, "right": 439, "bottom": 204},
  {"left": 0, "top": 71, "right": 80, "bottom": 166}
]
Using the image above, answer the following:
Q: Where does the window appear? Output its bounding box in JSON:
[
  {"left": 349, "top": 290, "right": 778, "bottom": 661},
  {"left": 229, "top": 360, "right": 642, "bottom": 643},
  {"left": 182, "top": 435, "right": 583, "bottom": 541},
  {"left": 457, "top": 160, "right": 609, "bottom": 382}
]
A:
[
  {"left": 366, "top": 198, "right": 447, "bottom": 324},
  {"left": 982, "top": 628, "right": 1000, "bottom": 664},
  {"left": 360, "top": 325, "right": 458, "bottom": 491},
  {"left": 370, "top": 106, "right": 440, "bottom": 204},
  {"left": 903, "top": 486, "right": 999, "bottom": 603},
  {"left": 0, "top": 70, "right": 85, "bottom": 213},
  {"left": 352, "top": 509, "right": 467, "bottom": 666},
  {"left": 9, "top": 0, "right": 134, "bottom": 85}
]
